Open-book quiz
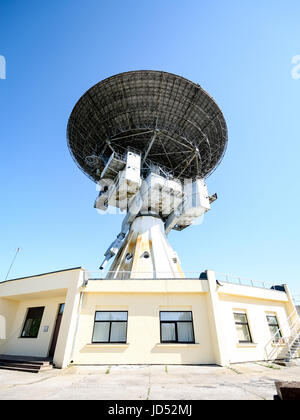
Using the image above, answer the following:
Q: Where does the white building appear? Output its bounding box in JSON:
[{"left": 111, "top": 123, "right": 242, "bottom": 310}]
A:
[{"left": 0, "top": 267, "right": 299, "bottom": 370}]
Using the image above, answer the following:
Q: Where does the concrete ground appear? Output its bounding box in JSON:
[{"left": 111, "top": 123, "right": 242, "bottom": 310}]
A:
[{"left": 0, "top": 362, "right": 299, "bottom": 400}]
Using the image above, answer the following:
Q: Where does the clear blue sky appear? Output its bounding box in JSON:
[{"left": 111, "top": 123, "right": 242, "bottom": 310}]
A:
[{"left": 0, "top": 0, "right": 299, "bottom": 300}]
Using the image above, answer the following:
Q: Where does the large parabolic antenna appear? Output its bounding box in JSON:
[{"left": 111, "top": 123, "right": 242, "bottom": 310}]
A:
[{"left": 67, "top": 70, "right": 228, "bottom": 278}]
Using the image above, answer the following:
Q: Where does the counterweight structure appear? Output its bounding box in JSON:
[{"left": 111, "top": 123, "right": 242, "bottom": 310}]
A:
[{"left": 67, "top": 70, "right": 228, "bottom": 278}]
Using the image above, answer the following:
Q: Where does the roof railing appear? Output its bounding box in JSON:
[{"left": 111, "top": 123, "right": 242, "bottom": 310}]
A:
[
  {"left": 214, "top": 271, "right": 282, "bottom": 290},
  {"left": 83, "top": 270, "right": 286, "bottom": 291},
  {"left": 83, "top": 270, "right": 205, "bottom": 281}
]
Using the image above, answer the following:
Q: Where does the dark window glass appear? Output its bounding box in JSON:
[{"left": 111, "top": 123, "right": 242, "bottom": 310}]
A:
[
  {"left": 92, "top": 311, "right": 128, "bottom": 343},
  {"left": 161, "top": 323, "right": 176, "bottom": 341},
  {"left": 160, "top": 311, "right": 195, "bottom": 343},
  {"left": 95, "top": 311, "right": 127, "bottom": 321},
  {"left": 58, "top": 303, "right": 65, "bottom": 314},
  {"left": 266, "top": 315, "right": 282, "bottom": 342},
  {"left": 160, "top": 312, "right": 192, "bottom": 321},
  {"left": 234, "top": 312, "right": 252, "bottom": 343},
  {"left": 21, "top": 307, "right": 44, "bottom": 338}
]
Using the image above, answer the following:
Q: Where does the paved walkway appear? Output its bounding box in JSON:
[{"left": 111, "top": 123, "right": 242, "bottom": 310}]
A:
[{"left": 0, "top": 362, "right": 300, "bottom": 400}]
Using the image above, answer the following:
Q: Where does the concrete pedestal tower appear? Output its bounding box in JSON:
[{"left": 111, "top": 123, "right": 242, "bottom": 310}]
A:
[{"left": 108, "top": 215, "right": 185, "bottom": 279}]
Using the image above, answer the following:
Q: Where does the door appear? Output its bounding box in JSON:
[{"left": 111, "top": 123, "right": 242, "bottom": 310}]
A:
[{"left": 49, "top": 303, "right": 65, "bottom": 357}]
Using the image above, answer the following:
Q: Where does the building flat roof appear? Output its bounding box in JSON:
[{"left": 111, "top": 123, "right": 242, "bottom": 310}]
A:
[{"left": 0, "top": 267, "right": 83, "bottom": 284}]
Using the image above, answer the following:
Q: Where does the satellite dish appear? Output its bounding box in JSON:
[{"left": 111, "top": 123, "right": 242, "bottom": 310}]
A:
[{"left": 67, "top": 70, "right": 227, "bottom": 183}]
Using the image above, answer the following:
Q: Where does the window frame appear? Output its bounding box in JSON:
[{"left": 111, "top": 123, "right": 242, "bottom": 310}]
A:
[
  {"left": 159, "top": 311, "right": 195, "bottom": 344},
  {"left": 20, "top": 306, "right": 45, "bottom": 338},
  {"left": 266, "top": 314, "right": 282, "bottom": 342},
  {"left": 233, "top": 312, "right": 253, "bottom": 344},
  {"left": 92, "top": 310, "right": 128, "bottom": 344}
]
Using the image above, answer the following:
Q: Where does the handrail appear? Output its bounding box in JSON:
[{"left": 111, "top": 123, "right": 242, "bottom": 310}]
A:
[
  {"left": 83, "top": 270, "right": 206, "bottom": 281},
  {"left": 214, "top": 271, "right": 281, "bottom": 290},
  {"left": 264, "top": 309, "right": 300, "bottom": 361},
  {"left": 285, "top": 316, "right": 300, "bottom": 359}
]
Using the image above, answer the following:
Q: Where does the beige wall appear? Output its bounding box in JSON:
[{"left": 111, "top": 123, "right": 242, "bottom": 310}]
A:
[
  {"left": 72, "top": 290, "right": 215, "bottom": 365},
  {"left": 1, "top": 296, "right": 66, "bottom": 357},
  {"left": 218, "top": 294, "right": 290, "bottom": 363},
  {"left": 0, "top": 269, "right": 298, "bottom": 367},
  {"left": 0, "top": 298, "right": 18, "bottom": 343},
  {"left": 0, "top": 268, "right": 79, "bottom": 299},
  {"left": 208, "top": 272, "right": 297, "bottom": 364},
  {"left": 0, "top": 268, "right": 82, "bottom": 362},
  {"left": 71, "top": 276, "right": 298, "bottom": 366}
]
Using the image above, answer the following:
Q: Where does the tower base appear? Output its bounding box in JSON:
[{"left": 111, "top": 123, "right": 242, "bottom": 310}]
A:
[{"left": 107, "top": 215, "right": 185, "bottom": 279}]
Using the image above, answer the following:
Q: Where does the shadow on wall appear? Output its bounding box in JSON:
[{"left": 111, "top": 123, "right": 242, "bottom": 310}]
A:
[{"left": 0, "top": 315, "right": 6, "bottom": 340}]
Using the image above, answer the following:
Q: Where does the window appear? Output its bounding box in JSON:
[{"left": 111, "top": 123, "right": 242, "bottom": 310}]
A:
[
  {"left": 233, "top": 312, "right": 252, "bottom": 343},
  {"left": 160, "top": 311, "right": 195, "bottom": 343},
  {"left": 92, "top": 311, "right": 128, "bottom": 343},
  {"left": 21, "top": 307, "right": 44, "bottom": 338},
  {"left": 266, "top": 315, "right": 282, "bottom": 343},
  {"left": 58, "top": 303, "right": 65, "bottom": 314}
]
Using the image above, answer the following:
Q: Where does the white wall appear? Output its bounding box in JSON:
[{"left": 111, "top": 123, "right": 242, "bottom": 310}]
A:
[
  {"left": 0, "top": 297, "right": 19, "bottom": 347},
  {"left": 219, "top": 294, "right": 290, "bottom": 363},
  {"left": 72, "top": 291, "right": 215, "bottom": 365},
  {"left": 2, "top": 296, "right": 66, "bottom": 357}
]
